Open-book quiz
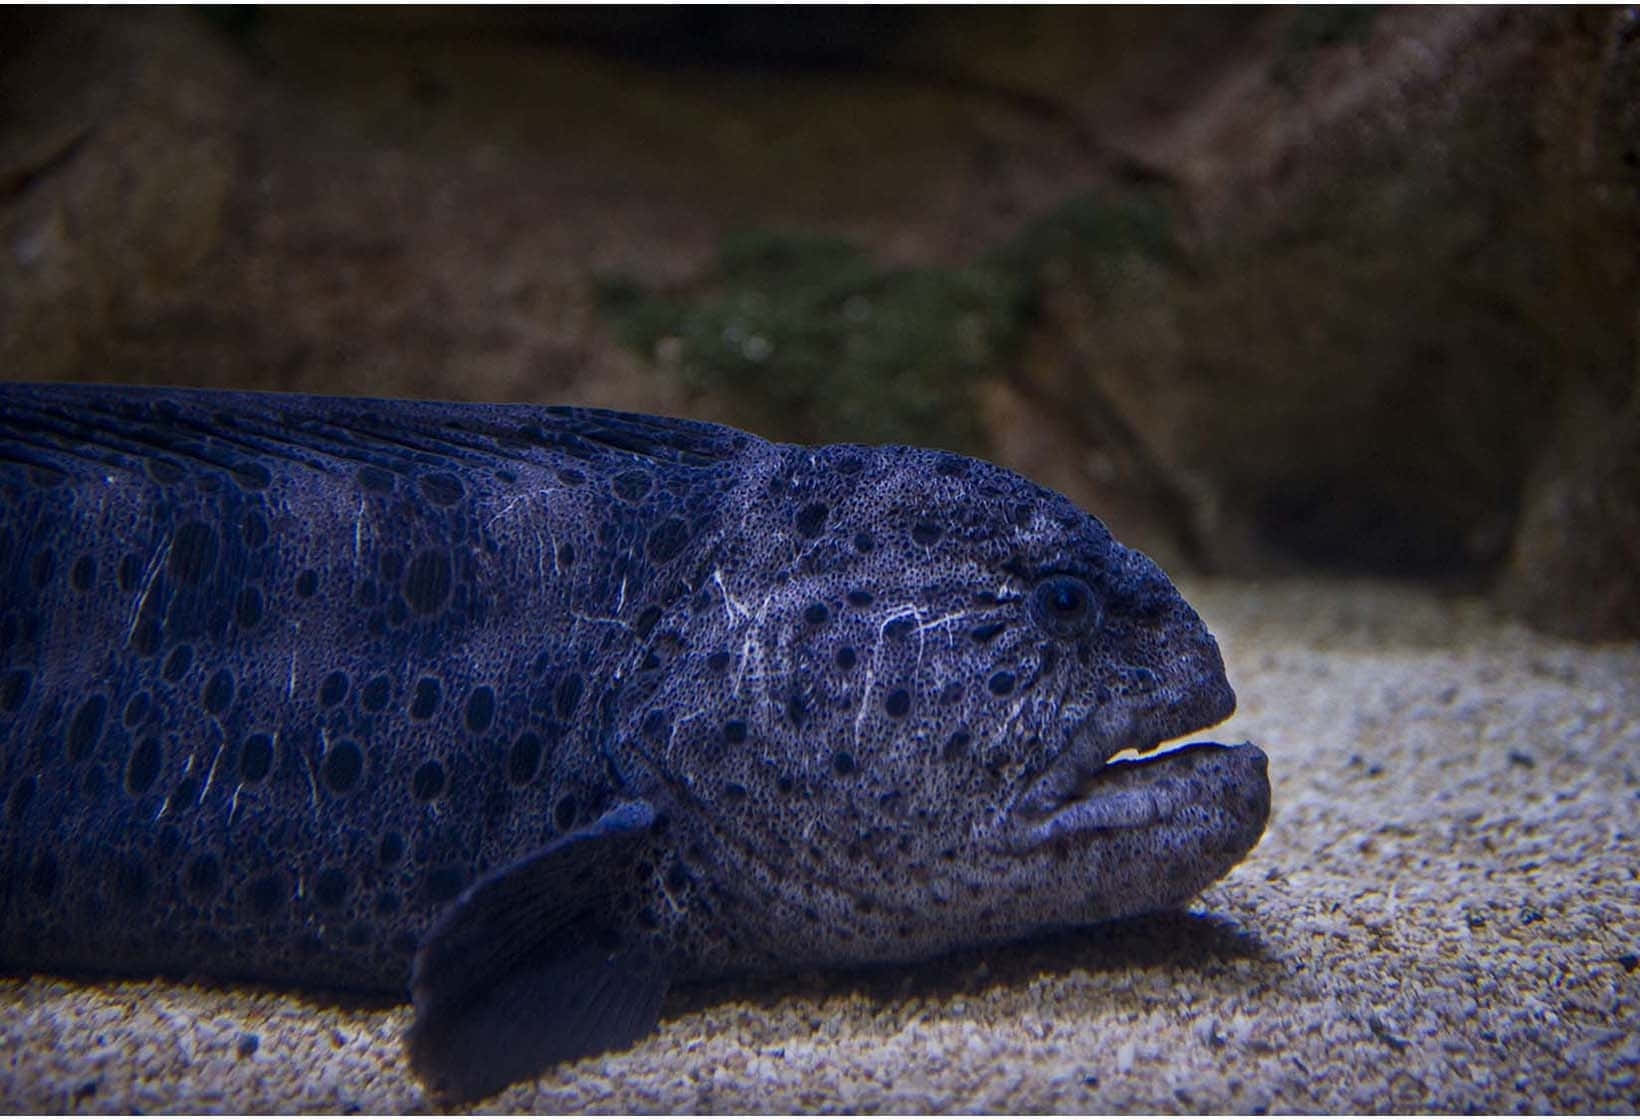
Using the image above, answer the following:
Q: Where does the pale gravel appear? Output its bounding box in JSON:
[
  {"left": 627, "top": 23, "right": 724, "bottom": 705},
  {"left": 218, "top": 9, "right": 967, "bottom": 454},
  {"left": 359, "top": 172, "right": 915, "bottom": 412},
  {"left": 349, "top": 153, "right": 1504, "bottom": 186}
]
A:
[{"left": 2, "top": 578, "right": 1636, "bottom": 1113}]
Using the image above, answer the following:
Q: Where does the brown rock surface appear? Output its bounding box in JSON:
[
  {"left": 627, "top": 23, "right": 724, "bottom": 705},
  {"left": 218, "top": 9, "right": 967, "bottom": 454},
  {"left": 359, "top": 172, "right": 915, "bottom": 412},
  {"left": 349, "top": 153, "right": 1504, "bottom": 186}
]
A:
[{"left": 1, "top": 8, "right": 1634, "bottom": 634}]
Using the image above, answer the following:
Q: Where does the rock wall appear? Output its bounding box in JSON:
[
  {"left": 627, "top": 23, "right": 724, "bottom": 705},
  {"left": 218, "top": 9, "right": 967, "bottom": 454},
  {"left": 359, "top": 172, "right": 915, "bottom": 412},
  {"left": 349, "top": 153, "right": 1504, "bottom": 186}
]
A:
[{"left": 2, "top": 8, "right": 1634, "bottom": 637}]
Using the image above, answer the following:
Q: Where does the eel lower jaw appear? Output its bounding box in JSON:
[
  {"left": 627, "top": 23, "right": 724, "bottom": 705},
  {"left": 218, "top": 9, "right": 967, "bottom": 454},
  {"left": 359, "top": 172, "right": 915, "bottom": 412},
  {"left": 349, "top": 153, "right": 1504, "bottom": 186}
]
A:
[
  {"left": 1007, "top": 704, "right": 1171, "bottom": 822},
  {"left": 1000, "top": 692, "right": 1262, "bottom": 853}
]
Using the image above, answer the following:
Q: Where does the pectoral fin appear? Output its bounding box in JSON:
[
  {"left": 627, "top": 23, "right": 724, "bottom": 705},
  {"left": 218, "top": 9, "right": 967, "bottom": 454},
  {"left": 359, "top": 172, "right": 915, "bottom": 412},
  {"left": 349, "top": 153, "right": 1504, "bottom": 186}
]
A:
[{"left": 407, "top": 800, "right": 669, "bottom": 1104}]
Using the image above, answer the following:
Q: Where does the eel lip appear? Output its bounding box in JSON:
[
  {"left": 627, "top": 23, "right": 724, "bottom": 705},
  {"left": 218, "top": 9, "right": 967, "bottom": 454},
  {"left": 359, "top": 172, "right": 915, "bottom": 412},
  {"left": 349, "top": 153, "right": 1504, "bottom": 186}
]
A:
[
  {"left": 1003, "top": 740, "right": 1269, "bottom": 852},
  {"left": 1001, "top": 664, "right": 1241, "bottom": 849},
  {"left": 1010, "top": 694, "right": 1219, "bottom": 821}
]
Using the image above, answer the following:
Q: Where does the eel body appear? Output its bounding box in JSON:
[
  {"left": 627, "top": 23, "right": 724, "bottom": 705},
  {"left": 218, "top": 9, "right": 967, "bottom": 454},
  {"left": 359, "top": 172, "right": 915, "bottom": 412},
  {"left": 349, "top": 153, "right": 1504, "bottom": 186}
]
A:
[{"left": 0, "top": 382, "right": 1269, "bottom": 1101}]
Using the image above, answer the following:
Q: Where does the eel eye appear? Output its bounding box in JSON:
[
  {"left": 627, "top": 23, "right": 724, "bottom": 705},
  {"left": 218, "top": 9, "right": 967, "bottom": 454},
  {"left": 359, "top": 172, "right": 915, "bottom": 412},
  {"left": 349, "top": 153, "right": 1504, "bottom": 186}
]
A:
[{"left": 1031, "top": 575, "right": 1100, "bottom": 637}]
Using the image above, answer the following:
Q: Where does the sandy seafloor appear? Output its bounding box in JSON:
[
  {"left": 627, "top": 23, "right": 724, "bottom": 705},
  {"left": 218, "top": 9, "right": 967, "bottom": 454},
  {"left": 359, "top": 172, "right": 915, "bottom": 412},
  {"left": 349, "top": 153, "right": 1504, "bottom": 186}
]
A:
[{"left": 1, "top": 579, "right": 1636, "bottom": 1113}]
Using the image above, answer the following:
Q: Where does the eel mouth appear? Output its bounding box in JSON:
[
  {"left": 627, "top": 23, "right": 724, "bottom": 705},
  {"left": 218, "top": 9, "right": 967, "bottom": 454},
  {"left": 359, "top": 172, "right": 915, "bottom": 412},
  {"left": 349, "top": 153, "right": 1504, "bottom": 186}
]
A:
[{"left": 1002, "top": 692, "right": 1268, "bottom": 852}]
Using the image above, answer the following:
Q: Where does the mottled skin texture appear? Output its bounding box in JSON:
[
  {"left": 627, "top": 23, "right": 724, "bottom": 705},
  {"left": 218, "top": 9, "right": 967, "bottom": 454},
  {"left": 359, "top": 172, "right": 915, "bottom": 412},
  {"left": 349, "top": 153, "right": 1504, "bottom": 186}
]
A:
[{"left": 0, "top": 383, "right": 1268, "bottom": 1101}]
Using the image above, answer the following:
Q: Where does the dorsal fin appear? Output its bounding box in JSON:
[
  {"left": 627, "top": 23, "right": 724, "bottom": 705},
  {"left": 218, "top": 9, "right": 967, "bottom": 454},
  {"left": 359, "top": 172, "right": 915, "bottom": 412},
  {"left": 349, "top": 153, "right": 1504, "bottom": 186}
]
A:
[{"left": 0, "top": 383, "right": 753, "bottom": 486}]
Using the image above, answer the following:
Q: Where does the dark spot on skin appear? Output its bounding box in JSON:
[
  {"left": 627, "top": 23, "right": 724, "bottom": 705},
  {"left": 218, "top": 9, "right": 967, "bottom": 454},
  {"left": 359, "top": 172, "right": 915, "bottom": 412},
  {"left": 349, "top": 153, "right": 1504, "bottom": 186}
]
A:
[
  {"left": 943, "top": 730, "right": 971, "bottom": 762},
  {"left": 557, "top": 541, "right": 575, "bottom": 568},
  {"left": 935, "top": 455, "right": 967, "bottom": 477},
  {"left": 613, "top": 469, "right": 651, "bottom": 503},
  {"left": 939, "top": 682, "right": 964, "bottom": 706},
  {"left": 776, "top": 775, "right": 795, "bottom": 795},
  {"left": 123, "top": 692, "right": 151, "bottom": 727},
  {"left": 66, "top": 695, "right": 107, "bottom": 763},
  {"left": 853, "top": 532, "right": 875, "bottom": 553},
  {"left": 508, "top": 732, "right": 542, "bottom": 785},
  {"left": 319, "top": 671, "right": 349, "bottom": 707},
  {"left": 465, "top": 686, "right": 495, "bottom": 733},
  {"left": 832, "top": 751, "right": 856, "bottom": 776},
  {"left": 557, "top": 469, "right": 584, "bottom": 486},
  {"left": 202, "top": 669, "right": 234, "bottom": 715},
  {"left": 242, "top": 511, "right": 268, "bottom": 550},
  {"left": 296, "top": 569, "right": 319, "bottom": 598},
  {"left": 147, "top": 459, "right": 182, "bottom": 485},
  {"left": 641, "top": 708, "right": 669, "bottom": 742},
  {"left": 235, "top": 587, "right": 264, "bottom": 630},
  {"left": 836, "top": 646, "right": 857, "bottom": 671},
  {"left": 646, "top": 517, "right": 690, "bottom": 564},
  {"left": 70, "top": 555, "right": 96, "bottom": 592},
  {"left": 126, "top": 737, "right": 162, "bottom": 795},
  {"left": 885, "top": 618, "right": 914, "bottom": 641},
  {"left": 666, "top": 862, "right": 690, "bottom": 893},
  {"left": 912, "top": 521, "right": 943, "bottom": 546},
  {"left": 554, "top": 795, "right": 578, "bottom": 832},
  {"left": 238, "top": 733, "right": 273, "bottom": 783},
  {"left": 885, "top": 689, "right": 911, "bottom": 718},
  {"left": 724, "top": 719, "right": 747, "bottom": 744},
  {"left": 405, "top": 550, "right": 452, "bottom": 614},
  {"left": 635, "top": 605, "right": 661, "bottom": 638},
  {"left": 707, "top": 650, "right": 731, "bottom": 673},
  {"left": 247, "top": 873, "right": 285, "bottom": 917},
  {"left": 185, "top": 854, "right": 221, "bottom": 897},
  {"left": 357, "top": 465, "right": 395, "bottom": 492},
  {"left": 314, "top": 868, "right": 350, "bottom": 908},
  {"left": 1, "top": 669, "right": 32, "bottom": 712},
  {"left": 410, "top": 677, "right": 441, "bottom": 720},
  {"left": 555, "top": 673, "right": 583, "bottom": 719},
  {"left": 795, "top": 502, "right": 829, "bottom": 539},
  {"left": 804, "top": 602, "right": 830, "bottom": 625},
  {"left": 169, "top": 522, "right": 218, "bottom": 586},
  {"left": 988, "top": 670, "right": 1016, "bottom": 696},
  {"left": 971, "top": 621, "right": 1006, "bottom": 643},
  {"left": 723, "top": 782, "right": 747, "bottom": 801},
  {"left": 163, "top": 645, "right": 194, "bottom": 683},
  {"left": 321, "top": 741, "right": 363, "bottom": 795},
  {"left": 235, "top": 1032, "right": 261, "bottom": 1060},
  {"left": 411, "top": 760, "right": 446, "bottom": 801},
  {"left": 846, "top": 589, "right": 874, "bottom": 607},
  {"left": 786, "top": 693, "right": 806, "bottom": 727},
  {"left": 115, "top": 553, "right": 143, "bottom": 592},
  {"left": 233, "top": 461, "right": 272, "bottom": 491},
  {"left": 362, "top": 675, "right": 391, "bottom": 711},
  {"left": 379, "top": 832, "right": 405, "bottom": 865},
  {"left": 420, "top": 472, "right": 464, "bottom": 506},
  {"left": 30, "top": 852, "right": 58, "bottom": 898}
]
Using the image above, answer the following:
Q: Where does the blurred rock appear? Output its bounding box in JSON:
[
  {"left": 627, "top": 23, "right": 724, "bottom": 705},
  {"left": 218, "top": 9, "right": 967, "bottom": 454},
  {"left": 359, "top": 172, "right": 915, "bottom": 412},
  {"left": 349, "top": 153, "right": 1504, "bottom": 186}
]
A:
[{"left": 1499, "top": 382, "right": 1640, "bottom": 642}]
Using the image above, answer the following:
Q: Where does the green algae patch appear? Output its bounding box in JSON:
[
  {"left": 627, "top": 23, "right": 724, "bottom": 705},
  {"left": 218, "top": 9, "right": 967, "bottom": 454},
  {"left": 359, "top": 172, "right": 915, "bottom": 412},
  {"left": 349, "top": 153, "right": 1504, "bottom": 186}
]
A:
[
  {"left": 600, "top": 231, "right": 1027, "bottom": 453},
  {"left": 599, "top": 194, "right": 1177, "bottom": 452}
]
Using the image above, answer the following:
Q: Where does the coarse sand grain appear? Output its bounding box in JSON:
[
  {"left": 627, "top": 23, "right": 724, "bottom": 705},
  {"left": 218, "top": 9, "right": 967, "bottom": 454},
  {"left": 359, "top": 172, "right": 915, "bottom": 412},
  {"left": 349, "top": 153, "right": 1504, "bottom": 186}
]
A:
[{"left": 2, "top": 578, "right": 1636, "bottom": 1112}]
